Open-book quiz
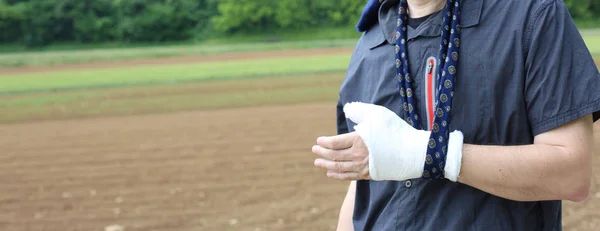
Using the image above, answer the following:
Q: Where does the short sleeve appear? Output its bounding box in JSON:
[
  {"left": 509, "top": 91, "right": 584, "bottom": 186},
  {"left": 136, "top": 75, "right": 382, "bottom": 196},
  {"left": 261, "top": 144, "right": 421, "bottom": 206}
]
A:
[{"left": 524, "top": 0, "right": 600, "bottom": 136}]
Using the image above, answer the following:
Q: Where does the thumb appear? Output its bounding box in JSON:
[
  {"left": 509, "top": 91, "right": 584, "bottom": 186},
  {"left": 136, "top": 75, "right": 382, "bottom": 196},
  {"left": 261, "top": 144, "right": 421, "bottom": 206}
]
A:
[
  {"left": 343, "top": 102, "right": 377, "bottom": 124},
  {"left": 344, "top": 102, "right": 413, "bottom": 130}
]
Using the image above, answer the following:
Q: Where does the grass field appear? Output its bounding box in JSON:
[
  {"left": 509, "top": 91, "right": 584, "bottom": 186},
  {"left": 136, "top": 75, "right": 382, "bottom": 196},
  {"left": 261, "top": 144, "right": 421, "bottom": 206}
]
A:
[
  {"left": 0, "top": 54, "right": 350, "bottom": 94},
  {"left": 1, "top": 32, "right": 598, "bottom": 122},
  {"left": 0, "top": 39, "right": 358, "bottom": 68},
  {"left": 1, "top": 35, "right": 599, "bottom": 230},
  {"left": 0, "top": 72, "right": 345, "bottom": 123},
  {"left": 0, "top": 26, "right": 362, "bottom": 54},
  {"left": 1, "top": 29, "right": 598, "bottom": 69},
  {"left": 582, "top": 29, "right": 600, "bottom": 54},
  {"left": 0, "top": 47, "right": 599, "bottom": 231}
]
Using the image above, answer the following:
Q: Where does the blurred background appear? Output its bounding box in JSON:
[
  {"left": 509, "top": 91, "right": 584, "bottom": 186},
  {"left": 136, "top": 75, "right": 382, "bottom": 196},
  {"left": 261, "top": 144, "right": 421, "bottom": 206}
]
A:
[{"left": 0, "top": 0, "right": 598, "bottom": 230}]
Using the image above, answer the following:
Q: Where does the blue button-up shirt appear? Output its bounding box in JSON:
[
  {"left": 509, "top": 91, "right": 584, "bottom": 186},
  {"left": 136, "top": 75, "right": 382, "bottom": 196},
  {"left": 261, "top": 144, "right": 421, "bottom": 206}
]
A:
[{"left": 337, "top": 0, "right": 600, "bottom": 230}]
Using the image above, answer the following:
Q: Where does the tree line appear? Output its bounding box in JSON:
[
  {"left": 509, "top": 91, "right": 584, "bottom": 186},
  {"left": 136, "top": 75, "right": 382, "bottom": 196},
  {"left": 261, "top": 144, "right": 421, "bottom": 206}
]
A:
[{"left": 0, "top": 0, "right": 597, "bottom": 48}]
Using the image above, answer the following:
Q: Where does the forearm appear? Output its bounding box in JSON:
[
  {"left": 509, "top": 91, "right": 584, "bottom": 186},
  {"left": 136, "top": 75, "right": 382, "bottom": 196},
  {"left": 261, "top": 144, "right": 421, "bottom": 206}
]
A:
[
  {"left": 336, "top": 181, "right": 355, "bottom": 231},
  {"left": 322, "top": 103, "right": 595, "bottom": 203},
  {"left": 458, "top": 138, "right": 592, "bottom": 202}
]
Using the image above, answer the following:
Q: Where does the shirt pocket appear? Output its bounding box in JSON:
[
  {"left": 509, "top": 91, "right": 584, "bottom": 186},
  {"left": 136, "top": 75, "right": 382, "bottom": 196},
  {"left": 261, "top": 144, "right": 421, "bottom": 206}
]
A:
[{"left": 420, "top": 41, "right": 489, "bottom": 144}]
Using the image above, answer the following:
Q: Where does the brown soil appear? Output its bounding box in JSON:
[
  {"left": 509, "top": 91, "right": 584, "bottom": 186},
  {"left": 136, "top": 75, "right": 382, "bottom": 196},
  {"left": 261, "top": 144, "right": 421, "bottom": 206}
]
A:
[
  {"left": 0, "top": 103, "right": 599, "bottom": 231},
  {"left": 0, "top": 103, "right": 347, "bottom": 231},
  {"left": 0, "top": 47, "right": 353, "bottom": 76}
]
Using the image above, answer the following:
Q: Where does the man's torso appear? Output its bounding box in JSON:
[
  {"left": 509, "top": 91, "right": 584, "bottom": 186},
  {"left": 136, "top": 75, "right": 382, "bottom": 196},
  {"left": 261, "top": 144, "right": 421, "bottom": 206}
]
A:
[{"left": 337, "top": 0, "right": 572, "bottom": 230}]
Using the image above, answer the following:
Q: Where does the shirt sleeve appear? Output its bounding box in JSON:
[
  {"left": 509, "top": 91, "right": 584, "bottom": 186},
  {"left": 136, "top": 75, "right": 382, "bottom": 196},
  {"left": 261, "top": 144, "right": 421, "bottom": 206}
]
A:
[
  {"left": 337, "top": 98, "right": 350, "bottom": 135},
  {"left": 524, "top": 0, "right": 600, "bottom": 136}
]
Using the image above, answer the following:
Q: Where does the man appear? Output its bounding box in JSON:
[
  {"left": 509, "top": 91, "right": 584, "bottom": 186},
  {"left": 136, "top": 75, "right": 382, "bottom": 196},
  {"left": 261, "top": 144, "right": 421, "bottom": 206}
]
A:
[{"left": 311, "top": 0, "right": 600, "bottom": 230}]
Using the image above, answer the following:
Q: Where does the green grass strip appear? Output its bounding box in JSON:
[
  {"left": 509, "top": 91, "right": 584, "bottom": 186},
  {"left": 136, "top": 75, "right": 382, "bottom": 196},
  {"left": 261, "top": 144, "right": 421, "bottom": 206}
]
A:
[
  {"left": 582, "top": 34, "right": 600, "bottom": 56},
  {"left": 0, "top": 54, "right": 351, "bottom": 94},
  {"left": 0, "top": 39, "right": 357, "bottom": 68},
  {"left": 0, "top": 72, "right": 345, "bottom": 123}
]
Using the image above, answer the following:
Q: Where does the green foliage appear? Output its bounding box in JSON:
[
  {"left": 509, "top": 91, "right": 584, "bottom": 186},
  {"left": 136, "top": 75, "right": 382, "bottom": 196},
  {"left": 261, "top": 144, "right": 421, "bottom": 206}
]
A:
[
  {"left": 0, "top": 0, "right": 597, "bottom": 48},
  {"left": 563, "top": 0, "right": 595, "bottom": 19},
  {"left": 0, "top": 0, "right": 219, "bottom": 46},
  {"left": 212, "top": 0, "right": 363, "bottom": 33},
  {"left": 212, "top": 0, "right": 276, "bottom": 33},
  {"left": 0, "top": 1, "right": 23, "bottom": 41}
]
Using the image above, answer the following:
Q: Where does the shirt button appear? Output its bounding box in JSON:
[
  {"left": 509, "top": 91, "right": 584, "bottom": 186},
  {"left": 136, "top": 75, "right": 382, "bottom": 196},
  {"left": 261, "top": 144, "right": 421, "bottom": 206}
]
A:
[{"left": 405, "top": 180, "right": 412, "bottom": 188}]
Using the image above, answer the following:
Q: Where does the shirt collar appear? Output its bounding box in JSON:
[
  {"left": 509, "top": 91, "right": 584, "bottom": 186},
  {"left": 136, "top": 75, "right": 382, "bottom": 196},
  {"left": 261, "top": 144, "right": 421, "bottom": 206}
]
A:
[{"left": 378, "top": 0, "right": 483, "bottom": 45}]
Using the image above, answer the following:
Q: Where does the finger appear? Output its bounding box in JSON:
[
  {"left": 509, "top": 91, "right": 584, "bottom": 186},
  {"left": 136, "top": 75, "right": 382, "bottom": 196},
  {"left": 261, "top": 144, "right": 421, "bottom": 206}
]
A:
[
  {"left": 326, "top": 171, "right": 369, "bottom": 181},
  {"left": 312, "top": 145, "right": 355, "bottom": 161},
  {"left": 314, "top": 158, "right": 358, "bottom": 173},
  {"left": 316, "top": 132, "right": 356, "bottom": 150}
]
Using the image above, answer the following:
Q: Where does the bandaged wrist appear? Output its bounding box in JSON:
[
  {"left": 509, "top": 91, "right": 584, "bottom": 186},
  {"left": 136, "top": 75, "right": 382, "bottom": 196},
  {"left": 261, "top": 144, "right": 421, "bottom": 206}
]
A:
[
  {"left": 355, "top": 120, "right": 464, "bottom": 182},
  {"left": 342, "top": 102, "right": 464, "bottom": 182},
  {"left": 443, "top": 130, "right": 464, "bottom": 182}
]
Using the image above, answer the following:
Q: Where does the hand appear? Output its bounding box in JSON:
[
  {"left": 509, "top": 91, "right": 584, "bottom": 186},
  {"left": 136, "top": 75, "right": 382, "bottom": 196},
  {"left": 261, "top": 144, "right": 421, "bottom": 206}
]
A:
[
  {"left": 343, "top": 102, "right": 464, "bottom": 182},
  {"left": 312, "top": 102, "right": 464, "bottom": 182},
  {"left": 311, "top": 102, "right": 426, "bottom": 181},
  {"left": 344, "top": 102, "right": 429, "bottom": 181},
  {"left": 312, "top": 132, "right": 371, "bottom": 181}
]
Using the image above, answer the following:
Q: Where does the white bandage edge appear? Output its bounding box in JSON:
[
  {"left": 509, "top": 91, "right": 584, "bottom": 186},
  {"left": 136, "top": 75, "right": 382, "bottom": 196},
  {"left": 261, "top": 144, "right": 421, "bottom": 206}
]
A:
[{"left": 444, "top": 130, "right": 464, "bottom": 182}]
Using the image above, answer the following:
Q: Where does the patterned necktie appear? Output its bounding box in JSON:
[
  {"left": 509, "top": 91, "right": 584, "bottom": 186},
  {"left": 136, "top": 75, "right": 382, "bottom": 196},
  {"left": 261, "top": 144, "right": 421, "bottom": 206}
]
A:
[{"left": 395, "top": 0, "right": 461, "bottom": 179}]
